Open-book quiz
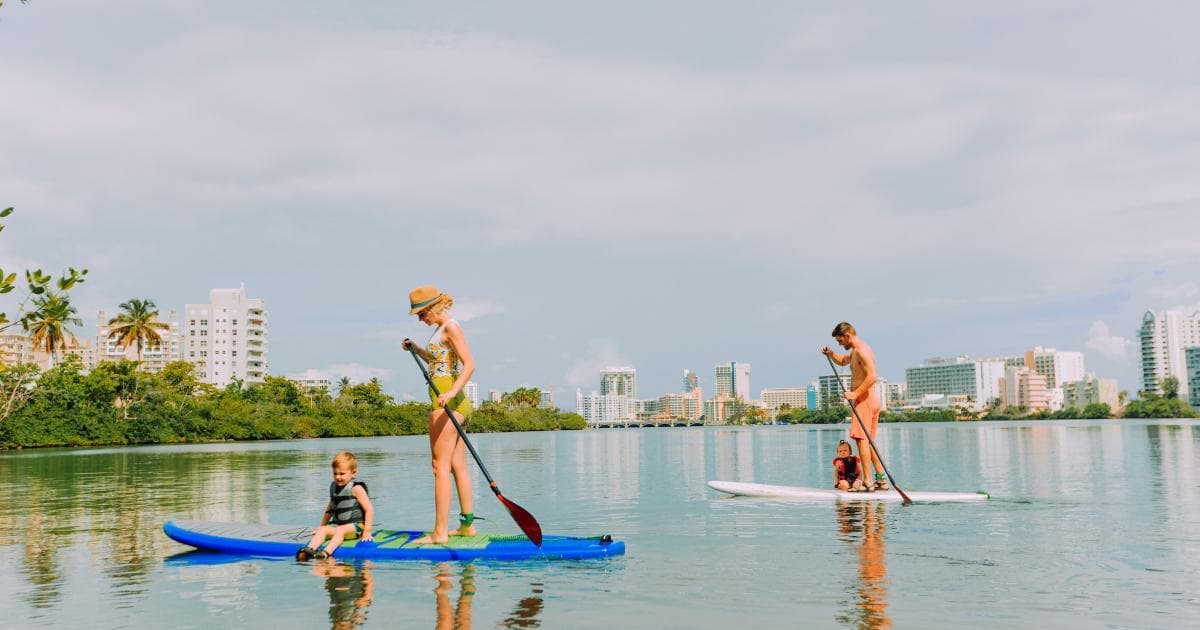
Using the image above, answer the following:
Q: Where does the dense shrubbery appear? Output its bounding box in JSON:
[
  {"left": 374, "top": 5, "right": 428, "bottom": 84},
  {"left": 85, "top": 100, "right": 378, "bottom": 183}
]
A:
[{"left": 0, "top": 359, "right": 584, "bottom": 449}]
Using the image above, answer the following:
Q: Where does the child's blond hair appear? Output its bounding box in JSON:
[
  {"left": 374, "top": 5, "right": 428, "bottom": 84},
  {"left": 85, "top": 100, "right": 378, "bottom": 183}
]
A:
[{"left": 332, "top": 451, "right": 358, "bottom": 471}]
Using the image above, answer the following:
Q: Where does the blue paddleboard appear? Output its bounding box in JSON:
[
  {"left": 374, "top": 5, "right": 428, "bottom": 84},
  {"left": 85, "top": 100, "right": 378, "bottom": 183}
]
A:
[{"left": 163, "top": 520, "right": 625, "bottom": 561}]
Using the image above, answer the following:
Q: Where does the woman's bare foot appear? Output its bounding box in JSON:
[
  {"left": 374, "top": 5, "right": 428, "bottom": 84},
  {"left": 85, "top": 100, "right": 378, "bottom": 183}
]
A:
[
  {"left": 448, "top": 525, "right": 476, "bottom": 537},
  {"left": 411, "top": 531, "right": 450, "bottom": 545}
]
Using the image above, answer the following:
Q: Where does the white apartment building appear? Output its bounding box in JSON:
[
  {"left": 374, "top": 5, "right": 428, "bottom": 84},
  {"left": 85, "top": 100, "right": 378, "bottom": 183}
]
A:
[
  {"left": 600, "top": 367, "right": 637, "bottom": 399},
  {"left": 715, "top": 362, "right": 750, "bottom": 400},
  {"left": 538, "top": 387, "right": 555, "bottom": 410},
  {"left": 185, "top": 285, "right": 269, "bottom": 386},
  {"left": 1139, "top": 309, "right": 1200, "bottom": 400},
  {"left": 576, "top": 388, "right": 634, "bottom": 425},
  {"left": 1063, "top": 374, "right": 1120, "bottom": 411},
  {"left": 885, "top": 382, "right": 908, "bottom": 408},
  {"left": 817, "top": 373, "right": 852, "bottom": 407},
  {"left": 465, "top": 382, "right": 480, "bottom": 408},
  {"left": 96, "top": 308, "right": 182, "bottom": 373},
  {"left": 287, "top": 374, "right": 332, "bottom": 392},
  {"left": 905, "top": 357, "right": 1005, "bottom": 410},
  {"left": 760, "top": 387, "right": 810, "bottom": 411},
  {"left": 488, "top": 389, "right": 502, "bottom": 403},
  {"left": 1187, "top": 347, "right": 1200, "bottom": 408}
]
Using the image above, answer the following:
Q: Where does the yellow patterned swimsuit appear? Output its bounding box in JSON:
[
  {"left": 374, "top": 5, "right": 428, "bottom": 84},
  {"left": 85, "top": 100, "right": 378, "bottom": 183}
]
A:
[{"left": 427, "top": 320, "right": 472, "bottom": 418}]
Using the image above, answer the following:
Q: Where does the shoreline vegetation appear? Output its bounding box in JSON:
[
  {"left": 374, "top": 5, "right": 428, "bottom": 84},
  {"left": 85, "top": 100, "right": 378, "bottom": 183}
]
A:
[
  {"left": 774, "top": 395, "right": 1196, "bottom": 425},
  {"left": 0, "top": 358, "right": 586, "bottom": 450}
]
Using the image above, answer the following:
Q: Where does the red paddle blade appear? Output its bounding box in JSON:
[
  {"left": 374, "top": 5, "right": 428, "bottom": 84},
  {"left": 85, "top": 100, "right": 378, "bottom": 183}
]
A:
[{"left": 499, "top": 494, "right": 543, "bottom": 546}]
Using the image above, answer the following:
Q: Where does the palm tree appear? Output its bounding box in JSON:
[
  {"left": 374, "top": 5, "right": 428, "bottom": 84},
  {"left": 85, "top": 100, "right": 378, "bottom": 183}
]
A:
[
  {"left": 338, "top": 376, "right": 351, "bottom": 395},
  {"left": 107, "top": 299, "right": 170, "bottom": 362},
  {"left": 21, "top": 293, "right": 82, "bottom": 368}
]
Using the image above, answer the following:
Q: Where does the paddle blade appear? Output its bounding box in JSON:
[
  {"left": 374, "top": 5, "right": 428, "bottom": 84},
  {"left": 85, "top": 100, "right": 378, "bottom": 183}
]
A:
[{"left": 499, "top": 494, "right": 543, "bottom": 546}]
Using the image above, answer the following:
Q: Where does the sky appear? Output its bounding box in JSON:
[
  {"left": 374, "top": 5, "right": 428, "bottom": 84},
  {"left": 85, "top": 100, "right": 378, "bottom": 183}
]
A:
[{"left": 3, "top": 2, "right": 1200, "bottom": 404}]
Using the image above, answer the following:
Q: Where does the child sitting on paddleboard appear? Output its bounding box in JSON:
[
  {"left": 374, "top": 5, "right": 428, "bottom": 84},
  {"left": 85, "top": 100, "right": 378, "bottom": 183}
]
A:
[
  {"left": 296, "top": 451, "right": 375, "bottom": 560},
  {"left": 833, "top": 440, "right": 867, "bottom": 492}
]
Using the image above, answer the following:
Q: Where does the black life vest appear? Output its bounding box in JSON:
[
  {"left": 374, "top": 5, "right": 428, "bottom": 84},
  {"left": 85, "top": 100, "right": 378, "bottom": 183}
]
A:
[{"left": 328, "top": 479, "right": 368, "bottom": 525}]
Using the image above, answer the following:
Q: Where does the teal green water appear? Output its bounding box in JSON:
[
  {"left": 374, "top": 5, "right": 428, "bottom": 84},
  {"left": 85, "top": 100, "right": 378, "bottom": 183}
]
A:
[{"left": 1, "top": 420, "right": 1197, "bottom": 629}]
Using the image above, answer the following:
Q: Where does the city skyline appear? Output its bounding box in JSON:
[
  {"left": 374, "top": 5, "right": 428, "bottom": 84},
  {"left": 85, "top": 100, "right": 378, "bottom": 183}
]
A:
[{"left": 4, "top": 3, "right": 1200, "bottom": 402}]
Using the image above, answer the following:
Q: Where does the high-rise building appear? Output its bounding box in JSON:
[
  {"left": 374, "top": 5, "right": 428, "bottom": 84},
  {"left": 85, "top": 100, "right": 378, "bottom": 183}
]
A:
[
  {"left": 760, "top": 387, "right": 809, "bottom": 411},
  {"left": 185, "top": 285, "right": 269, "bottom": 386},
  {"left": 715, "top": 362, "right": 750, "bottom": 400},
  {"left": 683, "top": 369, "right": 699, "bottom": 393},
  {"left": 600, "top": 367, "right": 637, "bottom": 400},
  {"left": 465, "top": 381, "right": 480, "bottom": 407},
  {"left": 488, "top": 389, "right": 502, "bottom": 403},
  {"left": 96, "top": 308, "right": 182, "bottom": 373},
  {"left": 31, "top": 337, "right": 96, "bottom": 371},
  {"left": 807, "top": 385, "right": 818, "bottom": 410},
  {"left": 885, "top": 382, "right": 907, "bottom": 408},
  {"left": 576, "top": 388, "right": 634, "bottom": 425},
  {"left": 998, "top": 365, "right": 1050, "bottom": 412},
  {"left": 1139, "top": 310, "right": 1200, "bottom": 400},
  {"left": 1187, "top": 347, "right": 1200, "bottom": 408},
  {"left": 538, "top": 387, "right": 555, "bottom": 410},
  {"left": 656, "top": 385, "right": 704, "bottom": 421},
  {"left": 818, "top": 373, "right": 851, "bottom": 408},
  {"left": 905, "top": 357, "right": 1005, "bottom": 410},
  {"left": 1063, "top": 374, "right": 1120, "bottom": 411}
]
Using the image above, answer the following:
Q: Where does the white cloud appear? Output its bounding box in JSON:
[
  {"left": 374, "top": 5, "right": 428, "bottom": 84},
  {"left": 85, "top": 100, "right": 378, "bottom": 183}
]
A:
[
  {"left": 1086, "top": 320, "right": 1133, "bottom": 363},
  {"left": 300, "top": 363, "right": 394, "bottom": 385},
  {"left": 452, "top": 298, "right": 507, "bottom": 322},
  {"left": 564, "top": 339, "right": 631, "bottom": 389},
  {"left": 1151, "top": 283, "right": 1199, "bottom": 302}
]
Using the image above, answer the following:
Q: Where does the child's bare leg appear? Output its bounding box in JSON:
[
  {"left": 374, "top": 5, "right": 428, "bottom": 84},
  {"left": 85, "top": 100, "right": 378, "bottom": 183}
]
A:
[
  {"left": 306, "top": 525, "right": 332, "bottom": 551},
  {"left": 323, "top": 524, "right": 356, "bottom": 556}
]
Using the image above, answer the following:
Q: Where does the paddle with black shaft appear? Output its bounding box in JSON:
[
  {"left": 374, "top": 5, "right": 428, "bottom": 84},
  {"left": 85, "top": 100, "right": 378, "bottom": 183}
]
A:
[
  {"left": 825, "top": 355, "right": 913, "bottom": 505},
  {"left": 407, "top": 347, "right": 544, "bottom": 546}
]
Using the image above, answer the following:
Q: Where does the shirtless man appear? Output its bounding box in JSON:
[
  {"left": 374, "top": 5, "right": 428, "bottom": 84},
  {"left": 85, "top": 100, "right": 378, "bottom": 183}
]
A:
[{"left": 821, "top": 322, "right": 888, "bottom": 492}]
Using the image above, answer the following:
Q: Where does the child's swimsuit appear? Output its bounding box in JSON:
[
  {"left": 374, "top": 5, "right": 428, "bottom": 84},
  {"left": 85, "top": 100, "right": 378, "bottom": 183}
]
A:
[{"left": 427, "top": 320, "right": 473, "bottom": 418}]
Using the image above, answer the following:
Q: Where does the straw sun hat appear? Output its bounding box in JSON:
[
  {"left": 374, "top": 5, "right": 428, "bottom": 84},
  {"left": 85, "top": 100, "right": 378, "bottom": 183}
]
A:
[{"left": 408, "top": 285, "right": 451, "bottom": 314}]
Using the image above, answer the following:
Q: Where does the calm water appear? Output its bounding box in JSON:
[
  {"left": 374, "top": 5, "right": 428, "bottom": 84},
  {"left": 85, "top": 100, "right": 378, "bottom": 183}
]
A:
[{"left": 1, "top": 420, "right": 1198, "bottom": 629}]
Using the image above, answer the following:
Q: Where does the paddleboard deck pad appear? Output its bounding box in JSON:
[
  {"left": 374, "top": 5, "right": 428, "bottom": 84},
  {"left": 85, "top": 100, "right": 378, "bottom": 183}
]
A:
[
  {"left": 163, "top": 520, "right": 625, "bottom": 561},
  {"left": 708, "top": 480, "right": 988, "bottom": 503}
]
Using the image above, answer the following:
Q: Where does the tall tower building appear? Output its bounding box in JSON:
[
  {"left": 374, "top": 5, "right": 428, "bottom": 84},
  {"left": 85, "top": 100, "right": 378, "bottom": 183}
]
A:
[
  {"left": 1139, "top": 309, "right": 1200, "bottom": 399},
  {"left": 715, "top": 362, "right": 750, "bottom": 400},
  {"left": 600, "top": 367, "right": 637, "bottom": 399},
  {"left": 683, "top": 369, "right": 699, "bottom": 393},
  {"left": 96, "top": 308, "right": 182, "bottom": 373},
  {"left": 1187, "top": 347, "right": 1200, "bottom": 408},
  {"left": 465, "top": 381, "right": 480, "bottom": 407},
  {"left": 1016, "top": 346, "right": 1085, "bottom": 389},
  {"left": 185, "top": 285, "right": 269, "bottom": 386}
]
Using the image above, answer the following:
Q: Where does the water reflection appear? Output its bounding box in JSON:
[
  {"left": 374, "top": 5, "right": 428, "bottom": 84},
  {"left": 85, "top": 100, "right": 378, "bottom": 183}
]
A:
[
  {"left": 312, "top": 560, "right": 374, "bottom": 629},
  {"left": 500, "top": 580, "right": 545, "bottom": 628},
  {"left": 433, "top": 562, "right": 475, "bottom": 630},
  {"left": 834, "top": 501, "right": 891, "bottom": 630}
]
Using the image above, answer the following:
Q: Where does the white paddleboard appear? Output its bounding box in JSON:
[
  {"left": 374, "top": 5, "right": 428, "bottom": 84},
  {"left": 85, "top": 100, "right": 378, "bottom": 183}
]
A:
[{"left": 708, "top": 480, "right": 989, "bottom": 503}]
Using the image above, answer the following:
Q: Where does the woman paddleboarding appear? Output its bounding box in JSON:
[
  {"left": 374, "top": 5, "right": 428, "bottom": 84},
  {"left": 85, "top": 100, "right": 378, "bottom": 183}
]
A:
[{"left": 403, "top": 286, "right": 477, "bottom": 545}]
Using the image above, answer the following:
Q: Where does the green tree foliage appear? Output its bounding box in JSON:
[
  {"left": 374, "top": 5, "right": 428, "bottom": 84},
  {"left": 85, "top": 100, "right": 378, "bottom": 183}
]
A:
[
  {"left": 0, "top": 362, "right": 586, "bottom": 448},
  {"left": 106, "top": 299, "right": 170, "bottom": 361},
  {"left": 501, "top": 387, "right": 542, "bottom": 409},
  {"left": 1121, "top": 397, "right": 1197, "bottom": 419},
  {"left": 1160, "top": 376, "right": 1181, "bottom": 400}
]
